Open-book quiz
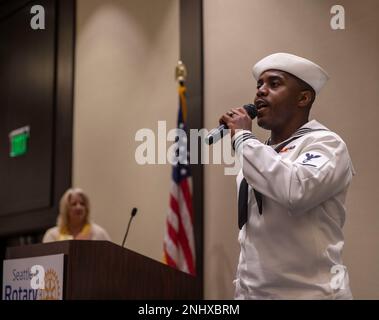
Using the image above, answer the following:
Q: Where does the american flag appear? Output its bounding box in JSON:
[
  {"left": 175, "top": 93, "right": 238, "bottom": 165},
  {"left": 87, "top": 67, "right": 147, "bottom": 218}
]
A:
[{"left": 163, "top": 83, "right": 196, "bottom": 275}]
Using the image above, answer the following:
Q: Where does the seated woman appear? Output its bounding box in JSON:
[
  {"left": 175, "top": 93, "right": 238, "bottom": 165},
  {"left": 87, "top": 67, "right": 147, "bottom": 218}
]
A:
[{"left": 42, "top": 188, "right": 111, "bottom": 242}]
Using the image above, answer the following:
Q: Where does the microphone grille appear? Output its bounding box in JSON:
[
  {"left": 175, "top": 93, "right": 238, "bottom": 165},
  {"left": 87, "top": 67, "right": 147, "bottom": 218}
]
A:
[{"left": 243, "top": 104, "right": 257, "bottom": 119}]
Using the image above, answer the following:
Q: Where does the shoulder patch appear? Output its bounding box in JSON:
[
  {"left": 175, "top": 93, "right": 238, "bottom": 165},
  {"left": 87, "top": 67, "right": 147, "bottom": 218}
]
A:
[{"left": 296, "top": 152, "right": 329, "bottom": 168}]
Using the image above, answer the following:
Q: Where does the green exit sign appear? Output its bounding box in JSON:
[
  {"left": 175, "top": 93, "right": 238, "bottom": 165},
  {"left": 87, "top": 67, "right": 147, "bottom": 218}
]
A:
[{"left": 9, "top": 126, "right": 30, "bottom": 157}]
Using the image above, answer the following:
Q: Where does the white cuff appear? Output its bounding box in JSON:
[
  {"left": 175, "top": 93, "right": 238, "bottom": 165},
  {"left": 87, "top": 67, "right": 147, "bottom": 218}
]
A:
[{"left": 232, "top": 130, "right": 258, "bottom": 153}]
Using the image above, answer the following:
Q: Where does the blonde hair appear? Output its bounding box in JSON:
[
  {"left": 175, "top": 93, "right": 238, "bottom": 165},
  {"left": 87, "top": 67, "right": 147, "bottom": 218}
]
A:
[{"left": 57, "top": 188, "right": 90, "bottom": 230}]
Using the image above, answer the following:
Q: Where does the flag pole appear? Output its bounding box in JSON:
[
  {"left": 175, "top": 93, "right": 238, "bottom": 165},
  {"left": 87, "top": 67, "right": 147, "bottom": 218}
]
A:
[
  {"left": 176, "top": 60, "right": 188, "bottom": 123},
  {"left": 163, "top": 60, "right": 196, "bottom": 275},
  {"left": 175, "top": 60, "right": 187, "bottom": 85}
]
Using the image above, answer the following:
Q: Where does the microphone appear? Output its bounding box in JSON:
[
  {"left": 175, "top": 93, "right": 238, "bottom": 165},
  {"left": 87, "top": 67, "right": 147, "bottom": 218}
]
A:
[
  {"left": 205, "top": 104, "right": 258, "bottom": 145},
  {"left": 121, "top": 207, "right": 138, "bottom": 248}
]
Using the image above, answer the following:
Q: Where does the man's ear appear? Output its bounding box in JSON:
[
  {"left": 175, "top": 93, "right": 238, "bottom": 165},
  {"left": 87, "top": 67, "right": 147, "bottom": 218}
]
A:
[{"left": 298, "top": 90, "right": 313, "bottom": 109}]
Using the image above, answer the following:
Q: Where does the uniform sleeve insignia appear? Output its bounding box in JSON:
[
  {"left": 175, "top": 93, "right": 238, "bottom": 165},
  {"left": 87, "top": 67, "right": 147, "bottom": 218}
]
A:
[{"left": 296, "top": 152, "right": 329, "bottom": 168}]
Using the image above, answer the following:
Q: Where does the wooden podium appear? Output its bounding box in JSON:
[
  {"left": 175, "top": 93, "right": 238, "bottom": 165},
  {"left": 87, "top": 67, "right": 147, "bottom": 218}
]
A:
[{"left": 5, "top": 240, "right": 200, "bottom": 300}]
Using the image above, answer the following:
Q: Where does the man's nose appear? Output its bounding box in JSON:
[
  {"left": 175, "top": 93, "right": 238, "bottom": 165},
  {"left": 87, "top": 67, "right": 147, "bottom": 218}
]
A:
[{"left": 257, "top": 84, "right": 268, "bottom": 97}]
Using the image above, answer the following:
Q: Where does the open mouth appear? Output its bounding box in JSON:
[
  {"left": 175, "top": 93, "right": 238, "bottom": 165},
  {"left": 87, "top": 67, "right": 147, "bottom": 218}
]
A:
[
  {"left": 255, "top": 100, "right": 269, "bottom": 117},
  {"left": 255, "top": 99, "right": 269, "bottom": 110}
]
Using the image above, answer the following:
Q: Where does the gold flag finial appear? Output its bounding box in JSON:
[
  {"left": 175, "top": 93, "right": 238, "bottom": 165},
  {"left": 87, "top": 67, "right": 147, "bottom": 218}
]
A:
[{"left": 175, "top": 60, "right": 187, "bottom": 83}]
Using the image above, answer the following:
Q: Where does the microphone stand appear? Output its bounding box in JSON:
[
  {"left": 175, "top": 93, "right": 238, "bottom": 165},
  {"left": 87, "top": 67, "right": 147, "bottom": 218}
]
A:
[{"left": 122, "top": 208, "right": 137, "bottom": 248}]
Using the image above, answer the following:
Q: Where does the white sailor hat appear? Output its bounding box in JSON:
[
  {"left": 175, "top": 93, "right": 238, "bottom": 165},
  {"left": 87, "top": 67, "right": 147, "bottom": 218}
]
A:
[{"left": 252, "top": 53, "right": 329, "bottom": 94}]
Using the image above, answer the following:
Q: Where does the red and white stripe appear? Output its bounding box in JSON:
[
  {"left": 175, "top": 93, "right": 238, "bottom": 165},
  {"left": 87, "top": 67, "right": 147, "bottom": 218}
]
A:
[{"left": 164, "top": 178, "right": 195, "bottom": 275}]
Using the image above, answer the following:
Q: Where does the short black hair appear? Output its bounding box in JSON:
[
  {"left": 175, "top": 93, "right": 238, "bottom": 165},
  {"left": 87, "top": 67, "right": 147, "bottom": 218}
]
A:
[
  {"left": 279, "top": 70, "right": 316, "bottom": 108},
  {"left": 294, "top": 76, "right": 316, "bottom": 108}
]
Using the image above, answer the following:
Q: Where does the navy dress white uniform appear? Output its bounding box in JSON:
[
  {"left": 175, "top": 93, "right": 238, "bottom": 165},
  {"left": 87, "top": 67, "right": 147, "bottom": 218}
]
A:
[{"left": 232, "top": 53, "right": 355, "bottom": 299}]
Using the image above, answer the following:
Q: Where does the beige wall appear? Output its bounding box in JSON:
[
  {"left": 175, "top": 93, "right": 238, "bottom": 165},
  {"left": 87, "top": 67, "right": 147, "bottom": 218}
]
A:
[
  {"left": 74, "top": 0, "right": 179, "bottom": 262},
  {"left": 203, "top": 0, "right": 379, "bottom": 299}
]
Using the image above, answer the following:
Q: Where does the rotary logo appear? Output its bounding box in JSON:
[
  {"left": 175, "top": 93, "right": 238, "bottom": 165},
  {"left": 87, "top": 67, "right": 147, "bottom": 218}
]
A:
[{"left": 38, "top": 269, "right": 61, "bottom": 300}]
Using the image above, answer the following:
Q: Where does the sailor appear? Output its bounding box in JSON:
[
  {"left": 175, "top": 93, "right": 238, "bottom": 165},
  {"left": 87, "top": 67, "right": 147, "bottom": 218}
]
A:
[{"left": 220, "top": 52, "right": 355, "bottom": 299}]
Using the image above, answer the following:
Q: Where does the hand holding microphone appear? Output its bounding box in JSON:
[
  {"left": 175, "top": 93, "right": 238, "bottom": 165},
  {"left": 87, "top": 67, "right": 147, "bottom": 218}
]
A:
[{"left": 205, "top": 104, "right": 257, "bottom": 145}]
